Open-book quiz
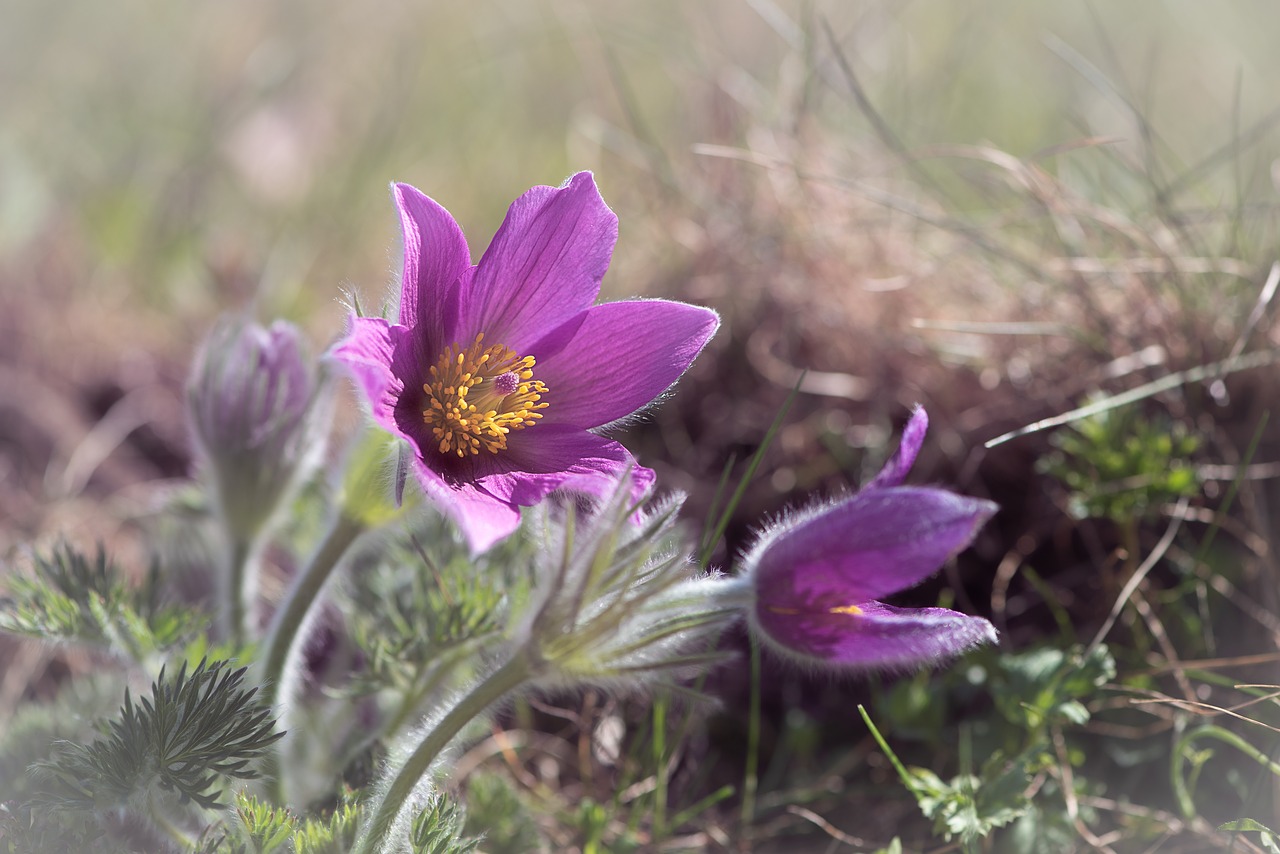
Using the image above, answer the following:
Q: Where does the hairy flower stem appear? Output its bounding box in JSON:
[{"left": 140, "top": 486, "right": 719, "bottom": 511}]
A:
[
  {"left": 353, "top": 653, "right": 535, "bottom": 854},
  {"left": 218, "top": 533, "right": 256, "bottom": 646},
  {"left": 257, "top": 512, "right": 365, "bottom": 804},
  {"left": 261, "top": 513, "right": 366, "bottom": 712}
]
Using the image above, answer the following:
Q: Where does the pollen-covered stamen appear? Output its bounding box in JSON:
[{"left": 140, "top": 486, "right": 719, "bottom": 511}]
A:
[
  {"left": 422, "top": 333, "right": 549, "bottom": 457},
  {"left": 765, "top": 603, "right": 863, "bottom": 616}
]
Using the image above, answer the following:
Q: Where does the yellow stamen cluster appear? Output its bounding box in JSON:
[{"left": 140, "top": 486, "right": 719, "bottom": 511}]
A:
[
  {"left": 766, "top": 603, "right": 863, "bottom": 616},
  {"left": 423, "top": 333, "right": 549, "bottom": 457}
]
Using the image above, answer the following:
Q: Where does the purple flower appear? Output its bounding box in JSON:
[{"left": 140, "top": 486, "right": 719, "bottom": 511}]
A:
[
  {"left": 331, "top": 173, "right": 718, "bottom": 553},
  {"left": 742, "top": 408, "right": 997, "bottom": 669}
]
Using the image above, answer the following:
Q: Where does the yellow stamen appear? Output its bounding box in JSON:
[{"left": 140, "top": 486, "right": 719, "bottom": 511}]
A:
[
  {"left": 422, "top": 332, "right": 549, "bottom": 457},
  {"left": 766, "top": 603, "right": 864, "bottom": 616}
]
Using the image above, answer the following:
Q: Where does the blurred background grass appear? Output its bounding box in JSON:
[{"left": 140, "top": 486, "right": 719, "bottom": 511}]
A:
[
  {"left": 5, "top": 1, "right": 1280, "bottom": 849},
  {"left": 7, "top": 1, "right": 1280, "bottom": 327},
  {"left": 6, "top": 0, "right": 1280, "bottom": 541}
]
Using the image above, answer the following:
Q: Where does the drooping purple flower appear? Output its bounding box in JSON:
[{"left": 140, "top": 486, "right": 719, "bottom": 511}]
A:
[
  {"left": 330, "top": 173, "right": 718, "bottom": 553},
  {"left": 741, "top": 408, "right": 998, "bottom": 669}
]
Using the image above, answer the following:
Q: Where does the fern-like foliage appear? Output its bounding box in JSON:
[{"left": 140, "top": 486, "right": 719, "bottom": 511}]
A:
[
  {"left": 292, "top": 794, "right": 360, "bottom": 854},
  {"left": 31, "top": 657, "right": 282, "bottom": 812},
  {"left": 410, "top": 795, "right": 481, "bottom": 854},
  {"left": 0, "top": 544, "right": 195, "bottom": 655}
]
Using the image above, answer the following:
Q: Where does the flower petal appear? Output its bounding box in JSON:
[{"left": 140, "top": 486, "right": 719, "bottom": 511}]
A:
[
  {"left": 866, "top": 406, "right": 928, "bottom": 490},
  {"left": 466, "top": 424, "right": 653, "bottom": 507},
  {"left": 393, "top": 183, "right": 471, "bottom": 348},
  {"left": 411, "top": 457, "right": 521, "bottom": 554},
  {"left": 458, "top": 172, "right": 617, "bottom": 352},
  {"left": 750, "top": 487, "right": 997, "bottom": 609},
  {"left": 327, "top": 315, "right": 407, "bottom": 435},
  {"left": 531, "top": 300, "right": 720, "bottom": 429},
  {"left": 412, "top": 425, "right": 653, "bottom": 553},
  {"left": 754, "top": 600, "right": 996, "bottom": 668}
]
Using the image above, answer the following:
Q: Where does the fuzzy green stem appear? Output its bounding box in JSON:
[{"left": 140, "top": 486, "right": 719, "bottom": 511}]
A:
[
  {"left": 380, "top": 641, "right": 483, "bottom": 741},
  {"left": 353, "top": 653, "right": 535, "bottom": 854},
  {"left": 218, "top": 534, "right": 255, "bottom": 646},
  {"left": 260, "top": 513, "right": 366, "bottom": 713}
]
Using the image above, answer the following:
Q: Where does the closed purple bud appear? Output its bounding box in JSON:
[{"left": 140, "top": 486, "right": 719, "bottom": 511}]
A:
[{"left": 187, "top": 316, "right": 326, "bottom": 540}]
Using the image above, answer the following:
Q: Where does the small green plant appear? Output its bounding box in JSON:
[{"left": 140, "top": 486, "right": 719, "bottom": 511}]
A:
[
  {"left": 1040, "top": 402, "right": 1200, "bottom": 523},
  {"left": 861, "top": 645, "right": 1117, "bottom": 850},
  {"left": 0, "top": 546, "right": 195, "bottom": 657}
]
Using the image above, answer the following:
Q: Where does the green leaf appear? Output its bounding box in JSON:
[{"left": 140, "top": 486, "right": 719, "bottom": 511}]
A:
[
  {"left": 991, "top": 644, "right": 1115, "bottom": 728},
  {"left": 410, "top": 794, "right": 481, "bottom": 854},
  {"left": 293, "top": 795, "right": 360, "bottom": 854},
  {"left": 232, "top": 790, "right": 296, "bottom": 854},
  {"left": 30, "top": 657, "right": 282, "bottom": 813},
  {"left": 0, "top": 544, "right": 198, "bottom": 657},
  {"left": 1050, "top": 699, "right": 1090, "bottom": 727},
  {"left": 1221, "top": 818, "right": 1280, "bottom": 854}
]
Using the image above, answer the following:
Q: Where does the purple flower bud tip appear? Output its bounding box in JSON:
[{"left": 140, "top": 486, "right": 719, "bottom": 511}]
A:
[
  {"left": 743, "top": 408, "right": 998, "bottom": 670},
  {"left": 189, "top": 317, "right": 313, "bottom": 458},
  {"left": 329, "top": 173, "right": 719, "bottom": 554}
]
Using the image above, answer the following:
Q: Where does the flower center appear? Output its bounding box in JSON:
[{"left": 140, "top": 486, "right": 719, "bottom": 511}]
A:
[{"left": 422, "top": 333, "right": 549, "bottom": 457}]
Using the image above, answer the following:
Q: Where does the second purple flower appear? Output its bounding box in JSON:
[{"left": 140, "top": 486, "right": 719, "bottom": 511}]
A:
[
  {"left": 331, "top": 173, "right": 718, "bottom": 553},
  {"left": 741, "top": 408, "right": 998, "bottom": 669}
]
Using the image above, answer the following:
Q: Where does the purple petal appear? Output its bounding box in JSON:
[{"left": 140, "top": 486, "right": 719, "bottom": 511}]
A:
[
  {"left": 457, "top": 172, "right": 617, "bottom": 353},
  {"left": 409, "top": 425, "right": 652, "bottom": 552},
  {"left": 531, "top": 300, "right": 719, "bottom": 429},
  {"left": 466, "top": 424, "right": 651, "bottom": 507},
  {"left": 330, "top": 313, "right": 456, "bottom": 460},
  {"left": 411, "top": 458, "right": 521, "bottom": 554},
  {"left": 393, "top": 183, "right": 471, "bottom": 348},
  {"left": 754, "top": 600, "right": 997, "bottom": 667},
  {"left": 867, "top": 406, "right": 928, "bottom": 490},
  {"left": 327, "top": 315, "right": 407, "bottom": 436},
  {"left": 750, "top": 487, "right": 997, "bottom": 608}
]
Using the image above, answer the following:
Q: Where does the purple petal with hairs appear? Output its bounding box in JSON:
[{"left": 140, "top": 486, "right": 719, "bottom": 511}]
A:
[
  {"left": 754, "top": 600, "right": 997, "bottom": 667},
  {"left": 751, "top": 487, "right": 997, "bottom": 606},
  {"left": 744, "top": 408, "right": 998, "bottom": 669},
  {"left": 457, "top": 172, "right": 618, "bottom": 354},
  {"left": 532, "top": 299, "right": 719, "bottom": 429}
]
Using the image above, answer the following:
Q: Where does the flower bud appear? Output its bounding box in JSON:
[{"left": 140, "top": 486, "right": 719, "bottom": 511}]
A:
[
  {"left": 187, "top": 316, "right": 328, "bottom": 543},
  {"left": 511, "top": 475, "right": 736, "bottom": 690}
]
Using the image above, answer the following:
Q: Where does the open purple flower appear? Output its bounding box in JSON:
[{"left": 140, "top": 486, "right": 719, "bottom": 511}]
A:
[
  {"left": 331, "top": 173, "right": 718, "bottom": 553},
  {"left": 742, "top": 408, "right": 997, "bottom": 669}
]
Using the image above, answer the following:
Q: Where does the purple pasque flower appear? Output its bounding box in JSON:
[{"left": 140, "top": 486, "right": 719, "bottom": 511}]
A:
[
  {"left": 742, "top": 408, "right": 997, "bottom": 669},
  {"left": 331, "top": 173, "right": 718, "bottom": 553}
]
